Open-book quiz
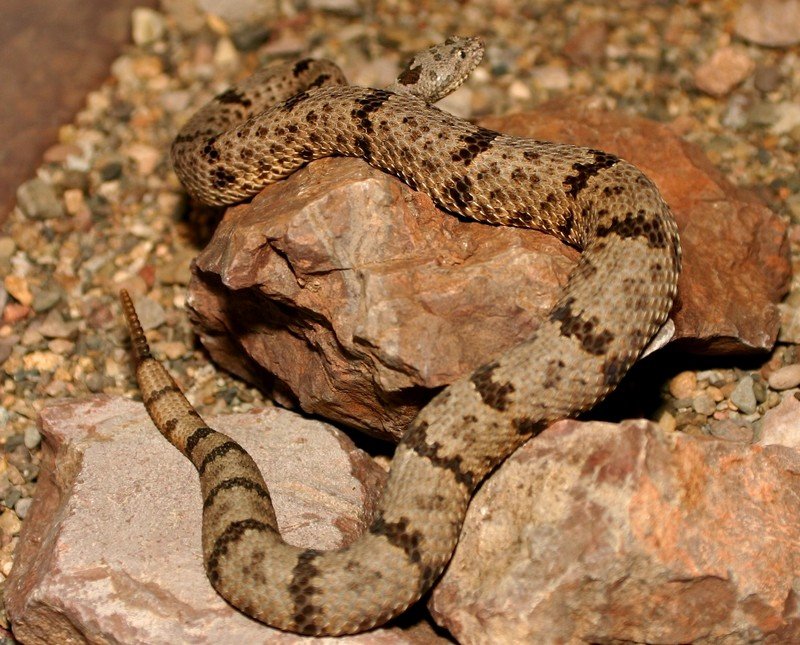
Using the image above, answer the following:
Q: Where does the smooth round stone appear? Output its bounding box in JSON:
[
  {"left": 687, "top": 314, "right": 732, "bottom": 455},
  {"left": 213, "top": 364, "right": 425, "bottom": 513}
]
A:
[{"left": 767, "top": 364, "right": 800, "bottom": 391}]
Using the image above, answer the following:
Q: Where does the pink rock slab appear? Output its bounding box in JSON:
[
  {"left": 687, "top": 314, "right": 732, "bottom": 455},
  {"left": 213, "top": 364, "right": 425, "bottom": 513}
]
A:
[
  {"left": 430, "top": 418, "right": 800, "bottom": 644},
  {"left": 4, "top": 397, "right": 443, "bottom": 644}
]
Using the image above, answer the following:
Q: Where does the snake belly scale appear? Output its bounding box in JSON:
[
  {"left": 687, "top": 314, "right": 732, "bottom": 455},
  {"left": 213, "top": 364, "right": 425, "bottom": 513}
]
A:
[{"left": 120, "top": 37, "right": 680, "bottom": 635}]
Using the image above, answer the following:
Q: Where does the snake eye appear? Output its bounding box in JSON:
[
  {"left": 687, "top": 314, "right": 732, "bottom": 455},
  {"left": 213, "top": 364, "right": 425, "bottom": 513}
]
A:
[{"left": 459, "top": 50, "right": 466, "bottom": 59}]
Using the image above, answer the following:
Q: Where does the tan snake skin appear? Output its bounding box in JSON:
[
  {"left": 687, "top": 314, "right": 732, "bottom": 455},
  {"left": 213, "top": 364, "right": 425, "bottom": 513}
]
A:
[{"left": 121, "top": 37, "right": 681, "bottom": 635}]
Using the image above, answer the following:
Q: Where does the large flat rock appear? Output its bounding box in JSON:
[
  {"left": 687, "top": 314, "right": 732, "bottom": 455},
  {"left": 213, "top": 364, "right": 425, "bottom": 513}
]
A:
[{"left": 4, "top": 397, "right": 442, "bottom": 643}]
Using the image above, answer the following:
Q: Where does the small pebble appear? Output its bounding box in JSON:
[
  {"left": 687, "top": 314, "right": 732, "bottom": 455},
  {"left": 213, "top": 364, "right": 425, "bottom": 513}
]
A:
[
  {"left": 754, "top": 65, "right": 782, "bottom": 93},
  {"left": 753, "top": 377, "right": 768, "bottom": 403},
  {"left": 131, "top": 7, "right": 166, "bottom": 46},
  {"left": 23, "top": 426, "right": 41, "bottom": 450},
  {"left": 20, "top": 324, "right": 43, "bottom": 346},
  {"left": 696, "top": 370, "right": 726, "bottom": 386},
  {"left": 720, "top": 381, "right": 738, "bottom": 399},
  {"left": 766, "top": 390, "right": 783, "bottom": 409},
  {"left": 734, "top": 0, "right": 800, "bottom": 47},
  {"left": 152, "top": 341, "right": 189, "bottom": 361},
  {"left": 694, "top": 46, "right": 754, "bottom": 98},
  {"left": 767, "top": 364, "right": 800, "bottom": 390},
  {"left": 709, "top": 419, "right": 755, "bottom": 443},
  {"left": 530, "top": 65, "right": 571, "bottom": 91},
  {"left": 230, "top": 23, "right": 272, "bottom": 51},
  {"left": 669, "top": 371, "right": 697, "bottom": 399},
  {"left": 48, "top": 338, "right": 75, "bottom": 354},
  {"left": 100, "top": 161, "right": 123, "bottom": 182},
  {"left": 23, "top": 351, "right": 61, "bottom": 372},
  {"left": 125, "top": 143, "right": 161, "bottom": 175},
  {"left": 14, "top": 497, "right": 33, "bottom": 520},
  {"left": 62, "top": 188, "right": 87, "bottom": 216},
  {"left": 32, "top": 287, "right": 63, "bottom": 313},
  {"left": 214, "top": 38, "right": 240, "bottom": 68},
  {"left": 0, "top": 508, "right": 21, "bottom": 537},
  {"left": 771, "top": 103, "right": 800, "bottom": 136},
  {"left": 0, "top": 344, "right": 12, "bottom": 367},
  {"left": 682, "top": 424, "right": 706, "bottom": 438},
  {"left": 4, "top": 488, "right": 21, "bottom": 510},
  {"left": 0, "top": 237, "right": 16, "bottom": 264},
  {"left": 43, "top": 142, "right": 82, "bottom": 163},
  {"left": 692, "top": 393, "right": 717, "bottom": 416},
  {"left": 5, "top": 463, "right": 24, "bottom": 487},
  {"left": 85, "top": 373, "right": 107, "bottom": 393},
  {"left": 656, "top": 409, "right": 676, "bottom": 433},
  {"left": 307, "top": 0, "right": 363, "bottom": 15},
  {"left": 3, "top": 302, "right": 32, "bottom": 325},
  {"left": 747, "top": 101, "right": 778, "bottom": 128},
  {"left": 730, "top": 376, "right": 758, "bottom": 414},
  {"left": 132, "top": 296, "right": 166, "bottom": 331},
  {"left": 4, "top": 275, "right": 33, "bottom": 307},
  {"left": 38, "top": 310, "right": 79, "bottom": 340},
  {"left": 15, "top": 177, "right": 64, "bottom": 220}
]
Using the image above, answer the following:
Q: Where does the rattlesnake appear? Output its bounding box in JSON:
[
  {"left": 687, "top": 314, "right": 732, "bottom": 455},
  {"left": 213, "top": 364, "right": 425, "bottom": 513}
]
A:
[{"left": 120, "top": 37, "right": 681, "bottom": 635}]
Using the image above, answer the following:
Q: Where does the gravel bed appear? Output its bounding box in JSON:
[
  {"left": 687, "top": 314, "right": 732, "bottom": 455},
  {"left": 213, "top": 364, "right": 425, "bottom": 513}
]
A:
[{"left": 1, "top": 0, "right": 799, "bottom": 634}]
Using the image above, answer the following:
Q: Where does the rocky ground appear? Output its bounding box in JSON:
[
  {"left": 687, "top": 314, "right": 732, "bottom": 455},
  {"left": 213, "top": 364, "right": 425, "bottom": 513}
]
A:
[{"left": 1, "top": 0, "right": 799, "bottom": 641}]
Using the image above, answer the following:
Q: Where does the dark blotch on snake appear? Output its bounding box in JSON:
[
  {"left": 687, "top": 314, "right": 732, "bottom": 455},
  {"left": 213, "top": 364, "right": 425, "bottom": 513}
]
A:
[
  {"left": 405, "top": 421, "right": 475, "bottom": 489},
  {"left": 290, "top": 550, "right": 324, "bottom": 634},
  {"left": 203, "top": 476, "right": 272, "bottom": 510},
  {"left": 549, "top": 297, "right": 615, "bottom": 356},
  {"left": 563, "top": 149, "right": 619, "bottom": 198},
  {"left": 470, "top": 360, "right": 515, "bottom": 411}
]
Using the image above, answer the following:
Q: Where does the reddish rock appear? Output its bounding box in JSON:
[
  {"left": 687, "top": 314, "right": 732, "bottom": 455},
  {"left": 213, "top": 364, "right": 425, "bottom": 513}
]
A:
[
  {"left": 693, "top": 46, "right": 755, "bottom": 97},
  {"left": 188, "top": 105, "right": 789, "bottom": 438},
  {"left": 189, "top": 157, "right": 576, "bottom": 439},
  {"left": 479, "top": 100, "right": 790, "bottom": 354},
  {"left": 5, "top": 397, "right": 447, "bottom": 643},
  {"left": 759, "top": 392, "right": 800, "bottom": 448},
  {"left": 735, "top": 0, "right": 800, "bottom": 47},
  {"left": 429, "top": 418, "right": 800, "bottom": 644}
]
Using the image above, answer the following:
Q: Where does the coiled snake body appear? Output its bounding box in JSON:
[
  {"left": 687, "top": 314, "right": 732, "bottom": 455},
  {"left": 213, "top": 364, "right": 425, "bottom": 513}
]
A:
[{"left": 121, "top": 37, "right": 680, "bottom": 635}]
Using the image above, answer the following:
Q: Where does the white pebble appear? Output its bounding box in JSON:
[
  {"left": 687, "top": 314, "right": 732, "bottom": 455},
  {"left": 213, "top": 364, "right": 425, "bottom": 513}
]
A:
[
  {"left": 531, "top": 65, "right": 571, "bottom": 91},
  {"left": 214, "top": 38, "right": 240, "bottom": 68},
  {"left": 132, "top": 8, "right": 166, "bottom": 46},
  {"left": 656, "top": 409, "right": 676, "bottom": 433},
  {"left": 24, "top": 425, "right": 42, "bottom": 450},
  {"left": 508, "top": 80, "right": 532, "bottom": 101}
]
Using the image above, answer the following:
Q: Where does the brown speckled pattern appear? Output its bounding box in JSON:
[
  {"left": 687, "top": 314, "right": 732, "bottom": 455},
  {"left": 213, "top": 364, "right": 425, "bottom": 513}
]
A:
[{"left": 123, "top": 38, "right": 680, "bottom": 635}]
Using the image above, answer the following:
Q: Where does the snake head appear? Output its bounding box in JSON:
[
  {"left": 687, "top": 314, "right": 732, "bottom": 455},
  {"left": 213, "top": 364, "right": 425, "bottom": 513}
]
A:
[{"left": 389, "top": 36, "right": 485, "bottom": 103}]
